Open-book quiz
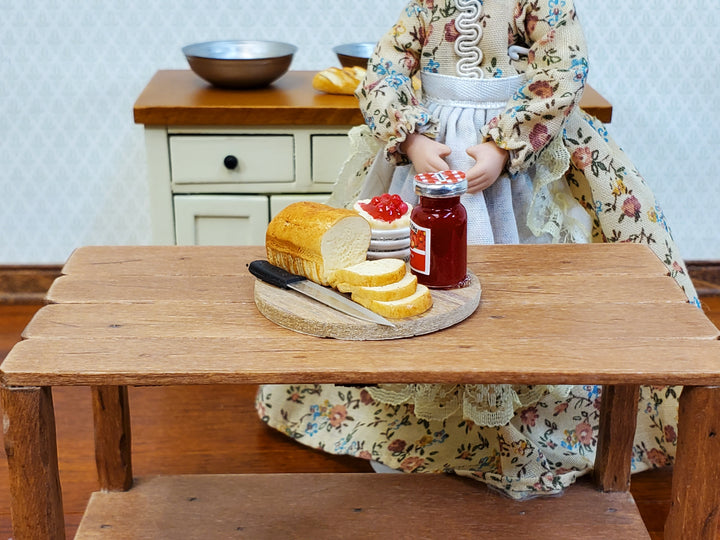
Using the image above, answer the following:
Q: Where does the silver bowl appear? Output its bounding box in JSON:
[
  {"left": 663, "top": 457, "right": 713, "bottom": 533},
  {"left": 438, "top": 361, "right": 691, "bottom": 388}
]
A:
[
  {"left": 333, "top": 42, "right": 375, "bottom": 69},
  {"left": 183, "top": 40, "right": 297, "bottom": 89}
]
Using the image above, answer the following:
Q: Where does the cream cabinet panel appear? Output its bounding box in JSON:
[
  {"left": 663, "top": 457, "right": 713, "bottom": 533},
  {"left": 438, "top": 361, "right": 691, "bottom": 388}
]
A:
[
  {"left": 174, "top": 195, "right": 269, "bottom": 246},
  {"left": 142, "top": 124, "right": 351, "bottom": 245},
  {"left": 170, "top": 135, "right": 295, "bottom": 185},
  {"left": 269, "top": 194, "right": 330, "bottom": 220},
  {"left": 311, "top": 135, "right": 351, "bottom": 185}
]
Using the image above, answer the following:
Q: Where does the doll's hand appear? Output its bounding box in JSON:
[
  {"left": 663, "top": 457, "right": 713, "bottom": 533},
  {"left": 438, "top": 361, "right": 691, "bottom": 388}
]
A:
[
  {"left": 465, "top": 142, "right": 509, "bottom": 194},
  {"left": 402, "top": 133, "right": 451, "bottom": 173}
]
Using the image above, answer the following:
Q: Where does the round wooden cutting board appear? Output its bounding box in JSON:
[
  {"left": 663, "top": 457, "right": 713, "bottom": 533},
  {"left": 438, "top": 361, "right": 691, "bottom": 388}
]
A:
[{"left": 253, "top": 271, "right": 481, "bottom": 340}]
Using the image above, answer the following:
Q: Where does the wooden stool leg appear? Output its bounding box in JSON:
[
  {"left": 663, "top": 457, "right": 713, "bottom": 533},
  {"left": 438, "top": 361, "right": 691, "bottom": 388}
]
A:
[
  {"left": 665, "top": 386, "right": 720, "bottom": 539},
  {"left": 1, "top": 385, "right": 66, "bottom": 539},
  {"left": 92, "top": 385, "right": 133, "bottom": 491},
  {"left": 593, "top": 384, "right": 640, "bottom": 492}
]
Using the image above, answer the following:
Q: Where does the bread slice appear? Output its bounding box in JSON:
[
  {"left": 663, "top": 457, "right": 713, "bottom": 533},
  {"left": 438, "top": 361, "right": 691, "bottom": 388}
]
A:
[
  {"left": 330, "top": 258, "right": 406, "bottom": 288},
  {"left": 266, "top": 202, "right": 371, "bottom": 286},
  {"left": 353, "top": 284, "right": 433, "bottom": 318},
  {"left": 337, "top": 272, "right": 417, "bottom": 302}
]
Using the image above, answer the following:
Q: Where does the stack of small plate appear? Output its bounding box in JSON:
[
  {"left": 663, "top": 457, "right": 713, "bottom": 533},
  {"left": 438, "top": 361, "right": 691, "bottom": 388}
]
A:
[{"left": 367, "top": 227, "right": 411, "bottom": 261}]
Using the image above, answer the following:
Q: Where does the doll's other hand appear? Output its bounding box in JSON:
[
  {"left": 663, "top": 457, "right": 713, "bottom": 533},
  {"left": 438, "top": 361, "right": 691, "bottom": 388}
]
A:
[
  {"left": 465, "top": 142, "right": 509, "bottom": 194},
  {"left": 402, "top": 133, "right": 451, "bottom": 173}
]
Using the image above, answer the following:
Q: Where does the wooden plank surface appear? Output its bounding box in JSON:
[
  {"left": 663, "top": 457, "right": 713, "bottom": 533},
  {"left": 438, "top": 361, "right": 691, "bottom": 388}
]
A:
[
  {"left": 59, "top": 244, "right": 668, "bottom": 278},
  {"left": 44, "top": 273, "right": 689, "bottom": 305},
  {"left": 3, "top": 335, "right": 720, "bottom": 387},
  {"left": 60, "top": 245, "right": 266, "bottom": 277},
  {"left": 22, "top": 300, "right": 717, "bottom": 342},
  {"left": 132, "top": 70, "right": 613, "bottom": 127},
  {"left": 75, "top": 474, "right": 648, "bottom": 539}
]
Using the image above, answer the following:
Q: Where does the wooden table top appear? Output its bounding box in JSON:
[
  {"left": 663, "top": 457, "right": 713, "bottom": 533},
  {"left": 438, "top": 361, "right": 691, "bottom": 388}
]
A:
[
  {"left": 133, "top": 70, "right": 614, "bottom": 126},
  {"left": 2, "top": 244, "right": 717, "bottom": 388}
]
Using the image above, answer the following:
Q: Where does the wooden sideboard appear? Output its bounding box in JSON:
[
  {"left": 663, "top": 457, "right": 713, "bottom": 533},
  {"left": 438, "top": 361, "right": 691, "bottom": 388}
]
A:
[{"left": 133, "top": 70, "right": 613, "bottom": 246}]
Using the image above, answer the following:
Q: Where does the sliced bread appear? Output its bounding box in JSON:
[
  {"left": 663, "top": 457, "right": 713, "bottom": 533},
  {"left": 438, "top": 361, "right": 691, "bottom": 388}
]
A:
[
  {"left": 353, "top": 284, "right": 433, "bottom": 319},
  {"left": 337, "top": 272, "right": 418, "bottom": 302},
  {"left": 330, "top": 258, "right": 407, "bottom": 288}
]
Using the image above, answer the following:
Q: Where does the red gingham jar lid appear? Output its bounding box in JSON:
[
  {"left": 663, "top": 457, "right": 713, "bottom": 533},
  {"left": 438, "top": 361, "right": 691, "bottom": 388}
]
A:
[{"left": 413, "top": 170, "right": 467, "bottom": 197}]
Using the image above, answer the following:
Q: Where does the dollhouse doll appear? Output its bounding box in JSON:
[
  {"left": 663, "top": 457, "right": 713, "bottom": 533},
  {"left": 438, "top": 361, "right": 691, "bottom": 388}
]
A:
[{"left": 256, "top": 0, "right": 698, "bottom": 499}]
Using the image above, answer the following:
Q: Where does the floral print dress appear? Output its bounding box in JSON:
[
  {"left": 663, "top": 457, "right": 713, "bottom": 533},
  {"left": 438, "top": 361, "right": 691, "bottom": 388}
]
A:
[{"left": 256, "top": 0, "right": 699, "bottom": 499}]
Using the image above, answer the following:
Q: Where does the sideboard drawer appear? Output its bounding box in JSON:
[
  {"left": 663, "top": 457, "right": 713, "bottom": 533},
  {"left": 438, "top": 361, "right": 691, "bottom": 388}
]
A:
[{"left": 170, "top": 135, "right": 295, "bottom": 185}]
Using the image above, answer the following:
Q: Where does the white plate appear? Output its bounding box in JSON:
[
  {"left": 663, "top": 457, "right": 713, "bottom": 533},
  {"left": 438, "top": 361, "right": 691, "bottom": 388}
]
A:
[
  {"left": 371, "top": 227, "right": 410, "bottom": 241},
  {"left": 367, "top": 247, "right": 411, "bottom": 261},
  {"left": 369, "top": 237, "right": 411, "bottom": 251}
]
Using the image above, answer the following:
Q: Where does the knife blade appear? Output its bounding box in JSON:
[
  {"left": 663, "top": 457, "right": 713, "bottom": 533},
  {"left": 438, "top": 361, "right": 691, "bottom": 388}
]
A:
[{"left": 248, "top": 260, "right": 396, "bottom": 327}]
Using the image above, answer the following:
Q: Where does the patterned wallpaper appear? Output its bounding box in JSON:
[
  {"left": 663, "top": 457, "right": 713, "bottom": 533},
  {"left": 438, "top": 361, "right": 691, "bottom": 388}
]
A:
[{"left": 1, "top": 0, "right": 717, "bottom": 263}]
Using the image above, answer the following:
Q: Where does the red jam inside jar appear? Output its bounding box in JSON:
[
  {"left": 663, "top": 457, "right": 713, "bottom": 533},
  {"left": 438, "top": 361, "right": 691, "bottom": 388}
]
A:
[{"left": 409, "top": 171, "right": 468, "bottom": 289}]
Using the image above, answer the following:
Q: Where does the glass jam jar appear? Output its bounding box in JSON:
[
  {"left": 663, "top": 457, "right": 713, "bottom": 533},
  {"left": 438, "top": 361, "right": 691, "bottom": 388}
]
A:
[{"left": 409, "top": 170, "right": 468, "bottom": 289}]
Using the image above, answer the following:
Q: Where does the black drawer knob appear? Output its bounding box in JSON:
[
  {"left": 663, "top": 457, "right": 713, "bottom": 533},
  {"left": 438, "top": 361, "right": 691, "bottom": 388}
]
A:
[{"left": 223, "top": 155, "right": 239, "bottom": 170}]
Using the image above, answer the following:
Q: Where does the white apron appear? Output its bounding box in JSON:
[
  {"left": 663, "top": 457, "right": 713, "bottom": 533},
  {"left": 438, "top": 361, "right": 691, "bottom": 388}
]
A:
[{"left": 360, "top": 71, "right": 549, "bottom": 245}]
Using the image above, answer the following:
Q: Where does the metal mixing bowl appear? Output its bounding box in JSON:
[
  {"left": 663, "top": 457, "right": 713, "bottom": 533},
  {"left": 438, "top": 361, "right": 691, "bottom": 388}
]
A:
[
  {"left": 183, "top": 40, "right": 298, "bottom": 89},
  {"left": 333, "top": 42, "right": 376, "bottom": 68}
]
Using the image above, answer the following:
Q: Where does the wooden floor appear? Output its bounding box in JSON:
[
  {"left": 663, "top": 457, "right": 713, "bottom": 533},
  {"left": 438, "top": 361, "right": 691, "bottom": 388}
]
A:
[{"left": 1, "top": 293, "right": 719, "bottom": 539}]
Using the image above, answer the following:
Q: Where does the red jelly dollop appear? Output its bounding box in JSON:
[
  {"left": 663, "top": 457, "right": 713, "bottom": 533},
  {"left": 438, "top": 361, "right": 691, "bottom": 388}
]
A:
[{"left": 359, "top": 193, "right": 409, "bottom": 223}]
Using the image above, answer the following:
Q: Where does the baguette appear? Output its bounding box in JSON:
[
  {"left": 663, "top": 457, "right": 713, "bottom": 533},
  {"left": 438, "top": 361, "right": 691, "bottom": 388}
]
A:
[
  {"left": 343, "top": 66, "right": 367, "bottom": 81},
  {"left": 330, "top": 258, "right": 406, "bottom": 288},
  {"left": 266, "top": 202, "right": 371, "bottom": 286},
  {"left": 312, "top": 66, "right": 365, "bottom": 95},
  {"left": 353, "top": 284, "right": 433, "bottom": 319}
]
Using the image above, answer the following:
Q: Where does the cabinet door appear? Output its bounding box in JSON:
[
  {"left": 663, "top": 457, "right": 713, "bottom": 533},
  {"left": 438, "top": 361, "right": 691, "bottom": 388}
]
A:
[
  {"left": 269, "top": 194, "right": 330, "bottom": 219},
  {"left": 311, "top": 135, "right": 351, "bottom": 185},
  {"left": 174, "top": 195, "right": 268, "bottom": 246}
]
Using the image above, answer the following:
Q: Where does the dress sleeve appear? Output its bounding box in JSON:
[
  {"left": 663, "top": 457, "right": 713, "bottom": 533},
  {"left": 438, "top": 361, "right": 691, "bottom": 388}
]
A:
[
  {"left": 355, "top": 1, "right": 436, "bottom": 165},
  {"left": 481, "top": 0, "right": 589, "bottom": 174}
]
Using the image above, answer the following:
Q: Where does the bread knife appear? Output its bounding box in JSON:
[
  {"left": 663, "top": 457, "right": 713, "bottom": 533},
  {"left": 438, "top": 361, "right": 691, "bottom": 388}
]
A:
[{"left": 248, "top": 260, "right": 396, "bottom": 327}]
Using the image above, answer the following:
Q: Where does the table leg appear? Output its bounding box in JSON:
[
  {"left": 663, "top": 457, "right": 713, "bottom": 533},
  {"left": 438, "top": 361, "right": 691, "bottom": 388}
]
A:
[
  {"left": 1, "top": 385, "right": 65, "bottom": 539},
  {"left": 593, "top": 384, "right": 640, "bottom": 491},
  {"left": 92, "top": 385, "right": 133, "bottom": 491},
  {"left": 665, "top": 386, "right": 720, "bottom": 539}
]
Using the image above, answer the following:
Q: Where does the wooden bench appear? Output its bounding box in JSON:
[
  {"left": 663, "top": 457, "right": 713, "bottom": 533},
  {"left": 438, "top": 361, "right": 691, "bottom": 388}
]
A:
[{"left": 2, "top": 244, "right": 719, "bottom": 538}]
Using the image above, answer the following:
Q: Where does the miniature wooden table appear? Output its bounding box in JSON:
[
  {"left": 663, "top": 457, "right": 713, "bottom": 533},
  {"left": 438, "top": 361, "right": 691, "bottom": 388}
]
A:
[{"left": 2, "top": 244, "right": 719, "bottom": 539}]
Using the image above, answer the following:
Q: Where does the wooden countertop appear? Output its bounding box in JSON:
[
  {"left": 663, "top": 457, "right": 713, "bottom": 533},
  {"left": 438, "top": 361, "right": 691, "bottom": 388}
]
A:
[{"left": 133, "top": 70, "right": 613, "bottom": 127}]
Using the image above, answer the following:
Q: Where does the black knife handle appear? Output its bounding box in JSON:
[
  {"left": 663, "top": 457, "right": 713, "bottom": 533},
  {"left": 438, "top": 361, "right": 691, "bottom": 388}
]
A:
[{"left": 248, "top": 260, "right": 306, "bottom": 289}]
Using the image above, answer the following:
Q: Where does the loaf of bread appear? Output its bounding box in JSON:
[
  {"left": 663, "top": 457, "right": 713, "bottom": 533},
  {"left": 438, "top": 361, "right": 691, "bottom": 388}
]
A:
[
  {"left": 266, "top": 202, "right": 371, "bottom": 286},
  {"left": 353, "top": 284, "right": 433, "bottom": 319},
  {"left": 312, "top": 66, "right": 366, "bottom": 95},
  {"left": 265, "top": 203, "right": 432, "bottom": 319},
  {"left": 330, "top": 258, "right": 406, "bottom": 288}
]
